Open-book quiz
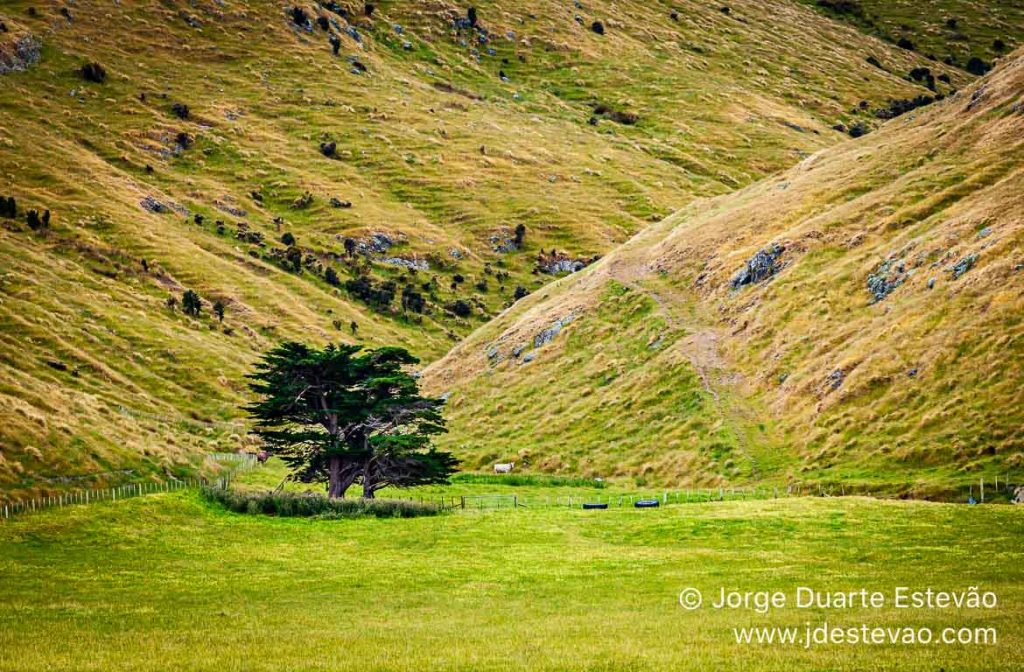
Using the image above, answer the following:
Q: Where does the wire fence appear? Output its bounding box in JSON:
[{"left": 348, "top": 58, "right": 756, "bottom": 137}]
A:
[
  {"left": 1, "top": 453, "right": 257, "bottom": 521},
  {"left": 4, "top": 462, "right": 1021, "bottom": 520}
]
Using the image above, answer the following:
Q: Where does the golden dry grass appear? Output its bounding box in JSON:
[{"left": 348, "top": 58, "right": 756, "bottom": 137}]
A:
[{"left": 425, "top": 49, "right": 1024, "bottom": 492}]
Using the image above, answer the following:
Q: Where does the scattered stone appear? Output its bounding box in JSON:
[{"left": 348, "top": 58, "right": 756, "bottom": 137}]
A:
[
  {"left": 140, "top": 196, "right": 170, "bottom": 214},
  {"left": 907, "top": 367, "right": 919, "bottom": 378},
  {"left": 536, "top": 250, "right": 596, "bottom": 275},
  {"left": 927, "top": 277, "right": 936, "bottom": 289},
  {"left": 535, "top": 315, "right": 575, "bottom": 348},
  {"left": 379, "top": 257, "right": 429, "bottom": 271},
  {"left": 356, "top": 232, "right": 395, "bottom": 255},
  {"left": 730, "top": 243, "right": 784, "bottom": 289},
  {"left": 521, "top": 351, "right": 536, "bottom": 364},
  {"left": 977, "top": 226, "right": 992, "bottom": 239},
  {"left": 329, "top": 197, "right": 352, "bottom": 208},
  {"left": 292, "top": 191, "right": 314, "bottom": 209},
  {"left": 866, "top": 258, "right": 907, "bottom": 302},
  {"left": 329, "top": 34, "right": 341, "bottom": 55},
  {"left": 215, "top": 199, "right": 247, "bottom": 218},
  {"left": 0, "top": 34, "right": 41, "bottom": 74},
  {"left": 827, "top": 369, "right": 845, "bottom": 390},
  {"left": 950, "top": 253, "right": 978, "bottom": 279}
]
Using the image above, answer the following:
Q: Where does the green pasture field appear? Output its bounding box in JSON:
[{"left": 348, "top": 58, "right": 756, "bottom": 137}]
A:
[{"left": 0, "top": 486, "right": 1021, "bottom": 671}]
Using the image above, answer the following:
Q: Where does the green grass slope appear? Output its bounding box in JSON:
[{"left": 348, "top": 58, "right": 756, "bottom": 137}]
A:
[
  {"left": 1, "top": 491, "right": 1022, "bottom": 670},
  {"left": 426, "top": 49, "right": 1024, "bottom": 493},
  {"left": 0, "top": 0, "right": 975, "bottom": 497}
]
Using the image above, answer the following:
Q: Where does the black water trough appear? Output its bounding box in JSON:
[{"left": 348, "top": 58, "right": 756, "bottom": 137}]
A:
[
  {"left": 582, "top": 502, "right": 608, "bottom": 510},
  {"left": 634, "top": 499, "right": 660, "bottom": 508}
]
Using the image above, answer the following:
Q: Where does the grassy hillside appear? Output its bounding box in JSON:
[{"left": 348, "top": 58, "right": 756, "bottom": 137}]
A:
[
  {"left": 801, "top": 0, "right": 1022, "bottom": 70},
  {"left": 0, "top": 0, "right": 975, "bottom": 498},
  {"left": 426, "top": 49, "right": 1024, "bottom": 493},
  {"left": 1, "top": 491, "right": 1022, "bottom": 670}
]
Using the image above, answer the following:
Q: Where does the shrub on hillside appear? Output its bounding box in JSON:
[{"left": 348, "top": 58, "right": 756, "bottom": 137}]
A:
[
  {"left": 965, "top": 57, "right": 991, "bottom": 76},
  {"left": 202, "top": 486, "right": 441, "bottom": 518},
  {"left": 81, "top": 62, "right": 106, "bottom": 83}
]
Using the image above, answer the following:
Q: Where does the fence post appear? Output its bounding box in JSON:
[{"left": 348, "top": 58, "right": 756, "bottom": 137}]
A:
[{"left": 980, "top": 478, "right": 985, "bottom": 504}]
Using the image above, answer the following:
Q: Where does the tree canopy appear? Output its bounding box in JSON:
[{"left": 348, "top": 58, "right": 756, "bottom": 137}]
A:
[{"left": 246, "top": 342, "right": 457, "bottom": 498}]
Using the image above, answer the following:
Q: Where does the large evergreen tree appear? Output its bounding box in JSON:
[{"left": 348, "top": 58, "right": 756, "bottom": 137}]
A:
[{"left": 246, "top": 342, "right": 456, "bottom": 498}]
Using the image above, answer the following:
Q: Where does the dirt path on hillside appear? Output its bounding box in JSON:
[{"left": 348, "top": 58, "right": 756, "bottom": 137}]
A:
[{"left": 617, "top": 278, "right": 760, "bottom": 478}]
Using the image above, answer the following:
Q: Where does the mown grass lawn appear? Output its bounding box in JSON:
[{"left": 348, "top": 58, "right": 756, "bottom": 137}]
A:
[{"left": 0, "top": 492, "right": 1021, "bottom": 671}]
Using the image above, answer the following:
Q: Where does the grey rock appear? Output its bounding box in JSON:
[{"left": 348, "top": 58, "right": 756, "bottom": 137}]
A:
[
  {"left": 927, "top": 277, "right": 936, "bottom": 289},
  {"left": 731, "top": 243, "right": 784, "bottom": 289},
  {"left": 950, "top": 253, "right": 978, "bottom": 280},
  {"left": 534, "top": 315, "right": 575, "bottom": 348},
  {"left": 0, "top": 35, "right": 41, "bottom": 75},
  {"left": 521, "top": 352, "right": 536, "bottom": 364},
  {"left": 140, "top": 196, "right": 169, "bottom": 214},
  {"left": 827, "top": 369, "right": 845, "bottom": 390},
  {"left": 867, "top": 258, "right": 907, "bottom": 302},
  {"left": 379, "top": 257, "right": 429, "bottom": 271}
]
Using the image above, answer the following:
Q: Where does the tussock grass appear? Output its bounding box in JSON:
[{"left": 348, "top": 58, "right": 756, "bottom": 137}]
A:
[
  {"left": 0, "top": 0, "right": 974, "bottom": 494},
  {"left": 426, "top": 51, "right": 1024, "bottom": 491},
  {"left": 201, "top": 485, "right": 441, "bottom": 518}
]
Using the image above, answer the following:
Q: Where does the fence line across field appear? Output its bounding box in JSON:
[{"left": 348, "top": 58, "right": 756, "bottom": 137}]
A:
[
  {"left": 1, "top": 453, "right": 256, "bottom": 520},
  {"left": 3, "top": 466, "right": 1020, "bottom": 519}
]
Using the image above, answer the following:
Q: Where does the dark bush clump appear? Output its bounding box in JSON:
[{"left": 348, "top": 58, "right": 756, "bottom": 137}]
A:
[
  {"left": 875, "top": 95, "right": 935, "bottom": 120},
  {"left": 325, "top": 266, "right": 340, "bottom": 286},
  {"left": 447, "top": 299, "right": 472, "bottom": 317},
  {"left": 965, "top": 57, "right": 991, "bottom": 76},
  {"left": 865, "top": 55, "right": 884, "bottom": 70},
  {"left": 81, "top": 62, "right": 106, "bottom": 83},
  {"left": 401, "top": 284, "right": 426, "bottom": 313},
  {"left": 591, "top": 21, "right": 605, "bottom": 35},
  {"left": 291, "top": 6, "right": 310, "bottom": 28},
  {"left": 897, "top": 37, "right": 915, "bottom": 51},
  {"left": 513, "top": 286, "right": 529, "bottom": 300},
  {"left": 320, "top": 141, "right": 337, "bottom": 158},
  {"left": 816, "top": 0, "right": 863, "bottom": 17},
  {"left": 345, "top": 276, "right": 396, "bottom": 310},
  {"left": 171, "top": 102, "right": 190, "bottom": 119},
  {"left": 0, "top": 196, "right": 16, "bottom": 218},
  {"left": 26, "top": 209, "right": 44, "bottom": 230},
  {"left": 281, "top": 232, "right": 296, "bottom": 246},
  {"left": 202, "top": 486, "right": 442, "bottom": 518},
  {"left": 992, "top": 39, "right": 1006, "bottom": 53}
]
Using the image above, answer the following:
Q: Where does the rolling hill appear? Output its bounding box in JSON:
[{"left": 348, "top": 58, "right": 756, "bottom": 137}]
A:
[
  {"left": 0, "top": 0, "right": 1019, "bottom": 498},
  {"left": 425, "top": 48, "right": 1024, "bottom": 495}
]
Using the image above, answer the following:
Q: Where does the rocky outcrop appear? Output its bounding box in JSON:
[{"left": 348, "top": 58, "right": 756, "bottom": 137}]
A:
[
  {"left": 0, "top": 34, "right": 41, "bottom": 75},
  {"left": 730, "top": 243, "right": 784, "bottom": 288}
]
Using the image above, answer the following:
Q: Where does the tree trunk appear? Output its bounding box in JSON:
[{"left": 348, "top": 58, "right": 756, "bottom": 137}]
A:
[
  {"left": 361, "top": 458, "right": 375, "bottom": 499},
  {"left": 328, "top": 455, "right": 356, "bottom": 499}
]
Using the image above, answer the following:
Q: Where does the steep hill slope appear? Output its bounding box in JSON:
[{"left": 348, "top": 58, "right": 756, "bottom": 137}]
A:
[
  {"left": 0, "top": 0, "right": 967, "bottom": 495},
  {"left": 426, "top": 50, "right": 1024, "bottom": 494}
]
